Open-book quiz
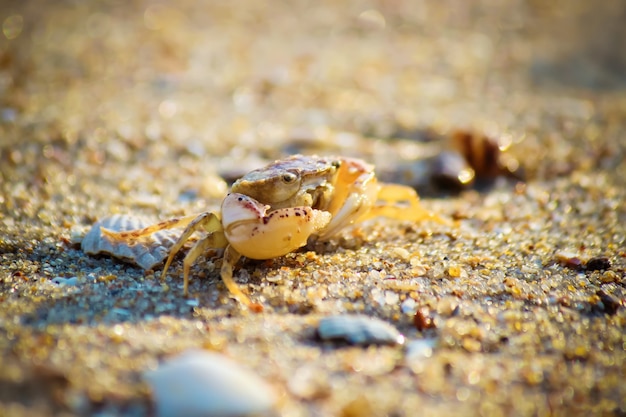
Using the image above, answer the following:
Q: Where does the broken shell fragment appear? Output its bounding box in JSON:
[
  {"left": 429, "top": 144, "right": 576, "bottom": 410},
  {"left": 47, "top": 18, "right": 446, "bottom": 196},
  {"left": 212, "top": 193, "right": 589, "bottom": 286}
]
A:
[
  {"left": 450, "top": 130, "right": 523, "bottom": 181},
  {"left": 317, "top": 315, "right": 405, "bottom": 346},
  {"left": 431, "top": 151, "right": 476, "bottom": 191},
  {"left": 81, "top": 214, "right": 180, "bottom": 270},
  {"left": 144, "top": 350, "right": 277, "bottom": 417},
  {"left": 586, "top": 256, "right": 611, "bottom": 271}
]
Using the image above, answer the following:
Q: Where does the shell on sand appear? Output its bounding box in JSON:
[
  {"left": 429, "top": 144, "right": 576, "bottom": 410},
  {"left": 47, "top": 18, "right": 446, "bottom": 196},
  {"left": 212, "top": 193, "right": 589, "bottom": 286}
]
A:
[{"left": 81, "top": 214, "right": 181, "bottom": 270}]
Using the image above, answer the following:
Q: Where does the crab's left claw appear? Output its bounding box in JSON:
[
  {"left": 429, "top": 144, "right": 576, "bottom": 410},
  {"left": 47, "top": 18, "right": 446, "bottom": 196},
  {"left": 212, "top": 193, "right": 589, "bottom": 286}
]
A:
[
  {"left": 318, "top": 157, "right": 379, "bottom": 239},
  {"left": 317, "top": 157, "right": 453, "bottom": 239}
]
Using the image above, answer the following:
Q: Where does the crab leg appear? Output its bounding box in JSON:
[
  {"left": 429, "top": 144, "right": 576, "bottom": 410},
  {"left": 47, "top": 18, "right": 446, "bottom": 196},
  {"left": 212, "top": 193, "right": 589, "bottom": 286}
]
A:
[
  {"left": 180, "top": 231, "right": 228, "bottom": 296},
  {"left": 101, "top": 214, "right": 202, "bottom": 242},
  {"left": 368, "top": 183, "right": 452, "bottom": 225},
  {"left": 161, "top": 212, "right": 227, "bottom": 283},
  {"left": 319, "top": 158, "right": 379, "bottom": 239}
]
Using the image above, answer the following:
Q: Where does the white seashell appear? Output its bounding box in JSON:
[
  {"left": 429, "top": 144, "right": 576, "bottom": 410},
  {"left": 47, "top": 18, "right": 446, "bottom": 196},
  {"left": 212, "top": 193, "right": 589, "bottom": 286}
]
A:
[
  {"left": 81, "top": 214, "right": 181, "bottom": 270},
  {"left": 144, "top": 349, "right": 277, "bottom": 417},
  {"left": 317, "top": 315, "right": 405, "bottom": 346}
]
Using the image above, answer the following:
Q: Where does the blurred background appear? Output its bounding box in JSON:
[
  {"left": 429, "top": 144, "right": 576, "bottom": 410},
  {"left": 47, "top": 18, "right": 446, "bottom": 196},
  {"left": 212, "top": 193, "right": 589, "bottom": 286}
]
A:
[{"left": 1, "top": 0, "right": 625, "bottom": 217}]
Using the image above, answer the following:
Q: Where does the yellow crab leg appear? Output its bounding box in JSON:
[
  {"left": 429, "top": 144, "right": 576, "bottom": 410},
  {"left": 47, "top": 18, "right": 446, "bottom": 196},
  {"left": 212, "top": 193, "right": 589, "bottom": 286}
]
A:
[
  {"left": 179, "top": 231, "right": 228, "bottom": 296},
  {"left": 161, "top": 212, "right": 225, "bottom": 281},
  {"left": 367, "top": 183, "right": 453, "bottom": 226},
  {"left": 219, "top": 245, "right": 264, "bottom": 312},
  {"left": 101, "top": 214, "right": 201, "bottom": 242}
]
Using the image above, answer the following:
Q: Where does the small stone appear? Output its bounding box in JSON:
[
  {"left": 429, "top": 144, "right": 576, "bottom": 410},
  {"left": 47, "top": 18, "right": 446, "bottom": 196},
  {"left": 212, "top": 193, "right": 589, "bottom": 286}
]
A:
[
  {"left": 51, "top": 276, "right": 79, "bottom": 286},
  {"left": 599, "top": 270, "right": 619, "bottom": 283},
  {"left": 392, "top": 247, "right": 410, "bottom": 261},
  {"left": 436, "top": 297, "right": 459, "bottom": 316},
  {"left": 461, "top": 337, "right": 482, "bottom": 353},
  {"left": 185, "top": 298, "right": 200, "bottom": 307},
  {"left": 448, "top": 265, "right": 461, "bottom": 278},
  {"left": 384, "top": 291, "right": 399, "bottom": 305},
  {"left": 595, "top": 290, "right": 622, "bottom": 316},
  {"left": 69, "top": 228, "right": 86, "bottom": 245},
  {"left": 401, "top": 298, "right": 416, "bottom": 314}
]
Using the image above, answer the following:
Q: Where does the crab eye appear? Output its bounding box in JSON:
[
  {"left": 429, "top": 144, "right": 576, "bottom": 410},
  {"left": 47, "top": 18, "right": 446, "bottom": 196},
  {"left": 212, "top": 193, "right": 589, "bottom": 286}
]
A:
[{"left": 281, "top": 172, "right": 298, "bottom": 183}]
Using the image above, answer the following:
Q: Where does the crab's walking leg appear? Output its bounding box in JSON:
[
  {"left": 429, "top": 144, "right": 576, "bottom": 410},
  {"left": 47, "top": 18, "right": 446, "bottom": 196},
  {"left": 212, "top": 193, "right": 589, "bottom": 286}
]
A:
[
  {"left": 368, "top": 183, "right": 453, "bottom": 226},
  {"left": 219, "top": 245, "right": 257, "bottom": 309},
  {"left": 101, "top": 214, "right": 202, "bottom": 242},
  {"left": 161, "top": 212, "right": 225, "bottom": 281},
  {"left": 180, "top": 231, "right": 228, "bottom": 296}
]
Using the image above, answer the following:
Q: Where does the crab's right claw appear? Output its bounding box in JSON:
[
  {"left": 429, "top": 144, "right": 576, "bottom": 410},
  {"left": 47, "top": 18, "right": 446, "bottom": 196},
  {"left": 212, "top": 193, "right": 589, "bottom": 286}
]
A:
[{"left": 221, "top": 193, "right": 332, "bottom": 260}]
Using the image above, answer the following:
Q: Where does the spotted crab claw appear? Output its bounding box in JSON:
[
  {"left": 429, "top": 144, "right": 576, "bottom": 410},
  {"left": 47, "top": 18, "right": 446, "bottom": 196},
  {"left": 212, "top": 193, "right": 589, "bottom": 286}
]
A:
[{"left": 222, "top": 193, "right": 332, "bottom": 259}]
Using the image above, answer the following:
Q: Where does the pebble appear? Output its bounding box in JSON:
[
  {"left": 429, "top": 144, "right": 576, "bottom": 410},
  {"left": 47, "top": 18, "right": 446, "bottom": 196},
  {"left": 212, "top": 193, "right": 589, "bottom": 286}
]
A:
[
  {"left": 400, "top": 297, "right": 417, "bottom": 314},
  {"left": 51, "top": 276, "right": 80, "bottom": 286},
  {"left": 595, "top": 290, "right": 622, "bottom": 316},
  {"left": 392, "top": 247, "right": 410, "bottom": 261},
  {"left": 144, "top": 350, "right": 277, "bottom": 417},
  {"left": 317, "top": 315, "right": 405, "bottom": 346}
]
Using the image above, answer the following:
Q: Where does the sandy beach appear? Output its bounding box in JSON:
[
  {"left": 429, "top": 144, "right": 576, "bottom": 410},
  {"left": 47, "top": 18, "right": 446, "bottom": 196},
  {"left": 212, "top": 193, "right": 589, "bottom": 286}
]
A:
[{"left": 0, "top": 1, "right": 624, "bottom": 416}]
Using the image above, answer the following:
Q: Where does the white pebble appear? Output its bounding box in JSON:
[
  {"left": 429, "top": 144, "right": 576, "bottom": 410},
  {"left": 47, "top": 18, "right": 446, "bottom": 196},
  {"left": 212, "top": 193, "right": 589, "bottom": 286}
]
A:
[
  {"left": 392, "top": 247, "right": 410, "bottom": 261},
  {"left": 401, "top": 298, "right": 417, "bottom": 314},
  {"left": 384, "top": 291, "right": 399, "bottom": 305},
  {"left": 185, "top": 298, "right": 200, "bottom": 307},
  {"left": 144, "top": 350, "right": 276, "bottom": 417},
  {"left": 317, "top": 315, "right": 405, "bottom": 346},
  {"left": 52, "top": 276, "right": 79, "bottom": 286}
]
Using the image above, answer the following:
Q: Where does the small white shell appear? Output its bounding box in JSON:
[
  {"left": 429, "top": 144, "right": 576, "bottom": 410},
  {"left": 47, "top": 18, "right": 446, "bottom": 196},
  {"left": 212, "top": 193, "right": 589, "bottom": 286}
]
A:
[
  {"left": 81, "top": 214, "right": 180, "bottom": 270},
  {"left": 144, "top": 350, "right": 277, "bottom": 417},
  {"left": 317, "top": 315, "right": 405, "bottom": 346}
]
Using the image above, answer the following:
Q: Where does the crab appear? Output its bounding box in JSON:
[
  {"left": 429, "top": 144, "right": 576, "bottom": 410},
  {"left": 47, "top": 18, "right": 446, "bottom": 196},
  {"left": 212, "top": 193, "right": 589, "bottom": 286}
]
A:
[{"left": 101, "top": 155, "right": 448, "bottom": 311}]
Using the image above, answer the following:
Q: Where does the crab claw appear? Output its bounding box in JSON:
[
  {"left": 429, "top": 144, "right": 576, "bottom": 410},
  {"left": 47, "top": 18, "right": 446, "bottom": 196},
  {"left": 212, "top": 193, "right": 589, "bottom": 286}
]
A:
[{"left": 222, "top": 193, "right": 332, "bottom": 260}]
